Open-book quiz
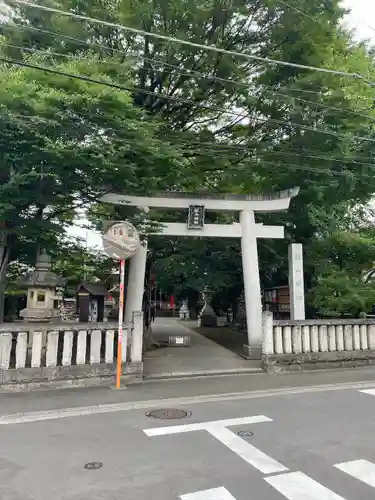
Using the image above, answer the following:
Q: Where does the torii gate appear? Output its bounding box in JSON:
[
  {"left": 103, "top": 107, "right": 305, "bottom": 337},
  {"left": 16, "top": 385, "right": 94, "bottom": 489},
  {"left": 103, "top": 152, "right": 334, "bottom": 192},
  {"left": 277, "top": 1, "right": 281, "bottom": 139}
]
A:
[{"left": 101, "top": 187, "right": 300, "bottom": 361}]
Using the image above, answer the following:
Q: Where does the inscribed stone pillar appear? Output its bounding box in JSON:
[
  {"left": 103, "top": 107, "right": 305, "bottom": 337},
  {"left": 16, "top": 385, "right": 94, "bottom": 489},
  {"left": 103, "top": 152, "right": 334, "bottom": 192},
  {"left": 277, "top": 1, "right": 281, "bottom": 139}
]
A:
[{"left": 288, "top": 243, "right": 305, "bottom": 320}]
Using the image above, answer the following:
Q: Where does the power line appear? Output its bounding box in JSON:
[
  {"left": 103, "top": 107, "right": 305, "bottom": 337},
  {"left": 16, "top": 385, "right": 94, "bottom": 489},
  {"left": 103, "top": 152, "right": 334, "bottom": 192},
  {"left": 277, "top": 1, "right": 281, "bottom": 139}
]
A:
[
  {"left": 2, "top": 41, "right": 80, "bottom": 60},
  {"left": 0, "top": 55, "right": 251, "bottom": 120},
  {"left": 4, "top": 108, "right": 375, "bottom": 168},
  {"left": 188, "top": 155, "right": 375, "bottom": 182},
  {"left": 3, "top": 109, "right": 375, "bottom": 181},
  {"left": 277, "top": 0, "right": 319, "bottom": 23},
  {"left": 363, "top": 22, "right": 375, "bottom": 34},
  {"left": 1, "top": 50, "right": 375, "bottom": 146},
  {"left": 4, "top": 20, "right": 373, "bottom": 102},
  {"left": 4, "top": 19, "right": 375, "bottom": 129},
  {"left": 3, "top": 36, "right": 375, "bottom": 125},
  {"left": 5, "top": 17, "right": 375, "bottom": 115},
  {"left": 263, "top": 117, "right": 375, "bottom": 144},
  {"left": 0, "top": 22, "right": 127, "bottom": 57},
  {"left": 181, "top": 142, "right": 375, "bottom": 167},
  {"left": 1, "top": 50, "right": 374, "bottom": 149},
  {"left": 201, "top": 157, "right": 375, "bottom": 181},
  {"left": 3, "top": 111, "right": 375, "bottom": 187},
  {"left": 261, "top": 87, "right": 375, "bottom": 122},
  {"left": 9, "top": 0, "right": 375, "bottom": 87}
]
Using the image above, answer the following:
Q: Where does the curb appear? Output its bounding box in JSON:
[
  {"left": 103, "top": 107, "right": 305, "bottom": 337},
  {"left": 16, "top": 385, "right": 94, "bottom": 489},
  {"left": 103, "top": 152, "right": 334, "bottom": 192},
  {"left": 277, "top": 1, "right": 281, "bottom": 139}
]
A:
[{"left": 142, "top": 367, "right": 262, "bottom": 381}]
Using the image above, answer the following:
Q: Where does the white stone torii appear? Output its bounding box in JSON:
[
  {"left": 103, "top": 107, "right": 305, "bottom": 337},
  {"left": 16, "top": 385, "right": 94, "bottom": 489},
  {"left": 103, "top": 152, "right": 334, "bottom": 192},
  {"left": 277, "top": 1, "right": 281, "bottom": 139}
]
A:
[{"left": 101, "top": 187, "right": 299, "bottom": 358}]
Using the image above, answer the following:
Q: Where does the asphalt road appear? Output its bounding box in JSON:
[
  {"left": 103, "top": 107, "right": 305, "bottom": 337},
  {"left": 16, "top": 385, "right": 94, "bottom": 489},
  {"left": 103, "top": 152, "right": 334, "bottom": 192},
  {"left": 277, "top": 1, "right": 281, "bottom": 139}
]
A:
[{"left": 3, "top": 371, "right": 375, "bottom": 499}]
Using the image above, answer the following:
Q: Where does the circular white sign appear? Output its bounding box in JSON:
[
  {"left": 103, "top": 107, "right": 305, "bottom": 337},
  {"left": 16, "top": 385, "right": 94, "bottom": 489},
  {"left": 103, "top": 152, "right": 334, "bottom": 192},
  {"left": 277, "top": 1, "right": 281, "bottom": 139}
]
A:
[{"left": 102, "top": 221, "right": 140, "bottom": 260}]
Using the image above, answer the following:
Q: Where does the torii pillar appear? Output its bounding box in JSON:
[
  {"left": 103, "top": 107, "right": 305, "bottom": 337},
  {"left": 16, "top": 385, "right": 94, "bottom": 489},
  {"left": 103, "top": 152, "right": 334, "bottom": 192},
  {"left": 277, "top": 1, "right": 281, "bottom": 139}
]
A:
[
  {"left": 239, "top": 209, "right": 263, "bottom": 356},
  {"left": 101, "top": 187, "right": 300, "bottom": 359}
]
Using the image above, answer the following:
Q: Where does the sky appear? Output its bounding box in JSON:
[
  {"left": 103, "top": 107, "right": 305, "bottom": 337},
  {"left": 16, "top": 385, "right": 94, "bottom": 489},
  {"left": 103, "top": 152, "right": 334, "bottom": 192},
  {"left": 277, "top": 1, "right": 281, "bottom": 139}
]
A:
[
  {"left": 68, "top": 0, "right": 375, "bottom": 250},
  {"left": 343, "top": 0, "right": 375, "bottom": 41}
]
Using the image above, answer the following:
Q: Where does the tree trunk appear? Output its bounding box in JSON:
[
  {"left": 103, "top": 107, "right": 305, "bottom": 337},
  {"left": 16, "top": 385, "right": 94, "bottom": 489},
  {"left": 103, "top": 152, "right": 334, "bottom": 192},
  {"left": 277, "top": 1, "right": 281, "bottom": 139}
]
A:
[{"left": 0, "top": 234, "right": 10, "bottom": 323}]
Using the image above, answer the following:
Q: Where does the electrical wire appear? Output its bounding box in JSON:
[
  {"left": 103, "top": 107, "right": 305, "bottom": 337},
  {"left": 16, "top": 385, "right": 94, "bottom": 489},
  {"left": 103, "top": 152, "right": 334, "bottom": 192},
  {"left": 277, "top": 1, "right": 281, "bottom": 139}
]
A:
[
  {"left": 5, "top": 21, "right": 374, "bottom": 101},
  {"left": 8, "top": 0, "right": 375, "bottom": 86},
  {"left": 3, "top": 105, "right": 375, "bottom": 171},
  {"left": 3, "top": 37, "right": 375, "bottom": 124},
  {"left": 0, "top": 55, "right": 251, "bottom": 119},
  {"left": 2, "top": 110, "right": 375, "bottom": 183},
  {"left": 201, "top": 157, "right": 375, "bottom": 180},
  {"left": 2, "top": 6, "right": 375, "bottom": 163},
  {"left": 181, "top": 142, "right": 375, "bottom": 168},
  {"left": 2, "top": 55, "right": 375, "bottom": 146},
  {"left": 1, "top": 33, "right": 373, "bottom": 161},
  {"left": 277, "top": 0, "right": 320, "bottom": 23}
]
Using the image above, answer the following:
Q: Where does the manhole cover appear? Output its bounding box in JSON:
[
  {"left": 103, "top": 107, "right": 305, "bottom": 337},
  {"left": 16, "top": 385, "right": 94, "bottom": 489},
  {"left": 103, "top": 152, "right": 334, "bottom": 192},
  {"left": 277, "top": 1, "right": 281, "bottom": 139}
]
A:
[
  {"left": 238, "top": 431, "right": 253, "bottom": 437},
  {"left": 84, "top": 462, "right": 103, "bottom": 470},
  {"left": 146, "top": 409, "right": 191, "bottom": 420}
]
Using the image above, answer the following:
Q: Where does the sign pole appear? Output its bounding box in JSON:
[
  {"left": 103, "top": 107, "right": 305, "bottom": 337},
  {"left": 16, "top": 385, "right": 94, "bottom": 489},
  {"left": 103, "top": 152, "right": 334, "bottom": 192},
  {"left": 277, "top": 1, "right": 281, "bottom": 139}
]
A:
[
  {"left": 102, "top": 220, "right": 140, "bottom": 390},
  {"left": 116, "top": 258, "right": 126, "bottom": 389}
]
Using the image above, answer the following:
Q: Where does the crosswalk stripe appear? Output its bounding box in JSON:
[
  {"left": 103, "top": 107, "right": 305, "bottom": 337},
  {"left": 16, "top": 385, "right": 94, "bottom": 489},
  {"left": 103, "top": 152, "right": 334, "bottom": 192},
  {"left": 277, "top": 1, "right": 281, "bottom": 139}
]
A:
[
  {"left": 265, "top": 471, "right": 347, "bottom": 499},
  {"left": 335, "top": 459, "right": 375, "bottom": 488},
  {"left": 207, "top": 426, "right": 288, "bottom": 474},
  {"left": 358, "top": 389, "right": 375, "bottom": 396},
  {"left": 180, "top": 487, "right": 236, "bottom": 500}
]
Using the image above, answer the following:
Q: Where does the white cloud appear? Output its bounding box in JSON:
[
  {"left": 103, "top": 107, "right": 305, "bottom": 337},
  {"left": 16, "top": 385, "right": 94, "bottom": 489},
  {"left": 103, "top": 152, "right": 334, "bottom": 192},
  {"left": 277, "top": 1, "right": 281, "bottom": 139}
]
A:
[
  {"left": 343, "top": 0, "right": 375, "bottom": 42},
  {"left": 66, "top": 221, "right": 103, "bottom": 250}
]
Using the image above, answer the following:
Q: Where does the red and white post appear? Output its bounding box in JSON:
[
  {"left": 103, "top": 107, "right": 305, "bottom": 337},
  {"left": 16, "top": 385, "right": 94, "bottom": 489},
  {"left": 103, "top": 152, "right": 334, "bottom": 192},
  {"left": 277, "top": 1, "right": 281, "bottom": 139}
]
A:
[{"left": 116, "top": 258, "right": 126, "bottom": 389}]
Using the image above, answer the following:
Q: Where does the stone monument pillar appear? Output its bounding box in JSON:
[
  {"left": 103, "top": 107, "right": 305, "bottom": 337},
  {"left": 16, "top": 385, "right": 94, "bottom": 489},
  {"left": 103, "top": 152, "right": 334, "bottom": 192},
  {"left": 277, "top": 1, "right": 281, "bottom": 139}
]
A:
[{"left": 288, "top": 243, "right": 306, "bottom": 320}]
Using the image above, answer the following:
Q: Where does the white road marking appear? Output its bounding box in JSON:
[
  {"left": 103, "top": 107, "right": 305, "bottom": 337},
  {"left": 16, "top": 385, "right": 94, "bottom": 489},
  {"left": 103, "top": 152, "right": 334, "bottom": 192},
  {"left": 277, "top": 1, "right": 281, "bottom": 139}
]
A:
[
  {"left": 2, "top": 379, "right": 375, "bottom": 425},
  {"left": 335, "top": 459, "right": 375, "bottom": 488},
  {"left": 265, "top": 471, "right": 347, "bottom": 499},
  {"left": 180, "top": 487, "right": 236, "bottom": 500},
  {"left": 358, "top": 388, "right": 375, "bottom": 396},
  {"left": 143, "top": 415, "right": 272, "bottom": 436},
  {"left": 207, "top": 425, "right": 288, "bottom": 474},
  {"left": 144, "top": 415, "right": 288, "bottom": 474}
]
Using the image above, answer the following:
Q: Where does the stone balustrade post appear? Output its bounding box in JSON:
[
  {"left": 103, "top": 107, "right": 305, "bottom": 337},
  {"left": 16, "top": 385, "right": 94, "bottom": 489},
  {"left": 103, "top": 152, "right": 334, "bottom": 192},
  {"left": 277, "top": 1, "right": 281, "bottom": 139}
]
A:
[
  {"left": 0, "top": 332, "right": 12, "bottom": 369},
  {"left": 46, "top": 331, "right": 58, "bottom": 367},
  {"left": 16, "top": 332, "right": 27, "bottom": 368},
  {"left": 131, "top": 311, "right": 143, "bottom": 363},
  {"left": 262, "top": 311, "right": 274, "bottom": 355}
]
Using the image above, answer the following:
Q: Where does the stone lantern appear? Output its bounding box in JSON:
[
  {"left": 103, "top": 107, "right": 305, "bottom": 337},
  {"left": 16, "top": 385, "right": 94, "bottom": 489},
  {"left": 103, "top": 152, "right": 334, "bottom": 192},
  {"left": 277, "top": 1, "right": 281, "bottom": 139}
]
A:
[
  {"left": 18, "top": 250, "right": 66, "bottom": 323},
  {"left": 198, "top": 287, "right": 217, "bottom": 327}
]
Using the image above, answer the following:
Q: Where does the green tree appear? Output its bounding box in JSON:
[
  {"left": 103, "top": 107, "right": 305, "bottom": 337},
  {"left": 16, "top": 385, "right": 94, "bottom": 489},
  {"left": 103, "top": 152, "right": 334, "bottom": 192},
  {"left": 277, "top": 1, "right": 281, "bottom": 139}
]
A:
[
  {"left": 3, "top": 0, "right": 375, "bottom": 316},
  {"left": 308, "top": 229, "right": 375, "bottom": 316},
  {"left": 308, "top": 266, "right": 375, "bottom": 318},
  {"left": 49, "top": 238, "right": 115, "bottom": 292},
  {"left": 0, "top": 53, "right": 183, "bottom": 320}
]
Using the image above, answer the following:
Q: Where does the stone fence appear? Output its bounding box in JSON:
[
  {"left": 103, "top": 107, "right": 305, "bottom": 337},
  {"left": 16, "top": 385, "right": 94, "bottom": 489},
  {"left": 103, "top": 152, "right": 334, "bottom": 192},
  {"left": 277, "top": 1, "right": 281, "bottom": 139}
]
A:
[
  {"left": 0, "top": 312, "right": 144, "bottom": 389},
  {"left": 262, "top": 312, "right": 375, "bottom": 372}
]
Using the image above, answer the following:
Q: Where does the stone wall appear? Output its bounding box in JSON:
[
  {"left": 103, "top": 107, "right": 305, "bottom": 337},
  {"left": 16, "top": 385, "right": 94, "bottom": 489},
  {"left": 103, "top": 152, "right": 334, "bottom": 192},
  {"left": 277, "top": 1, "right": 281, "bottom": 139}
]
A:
[
  {"left": 0, "top": 313, "right": 144, "bottom": 390},
  {"left": 261, "top": 312, "right": 375, "bottom": 372}
]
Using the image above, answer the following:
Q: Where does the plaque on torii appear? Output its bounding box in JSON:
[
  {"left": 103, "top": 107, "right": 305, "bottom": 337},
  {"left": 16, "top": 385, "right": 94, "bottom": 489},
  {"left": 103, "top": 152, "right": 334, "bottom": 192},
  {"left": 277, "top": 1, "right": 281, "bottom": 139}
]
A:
[{"left": 188, "top": 205, "right": 205, "bottom": 229}]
